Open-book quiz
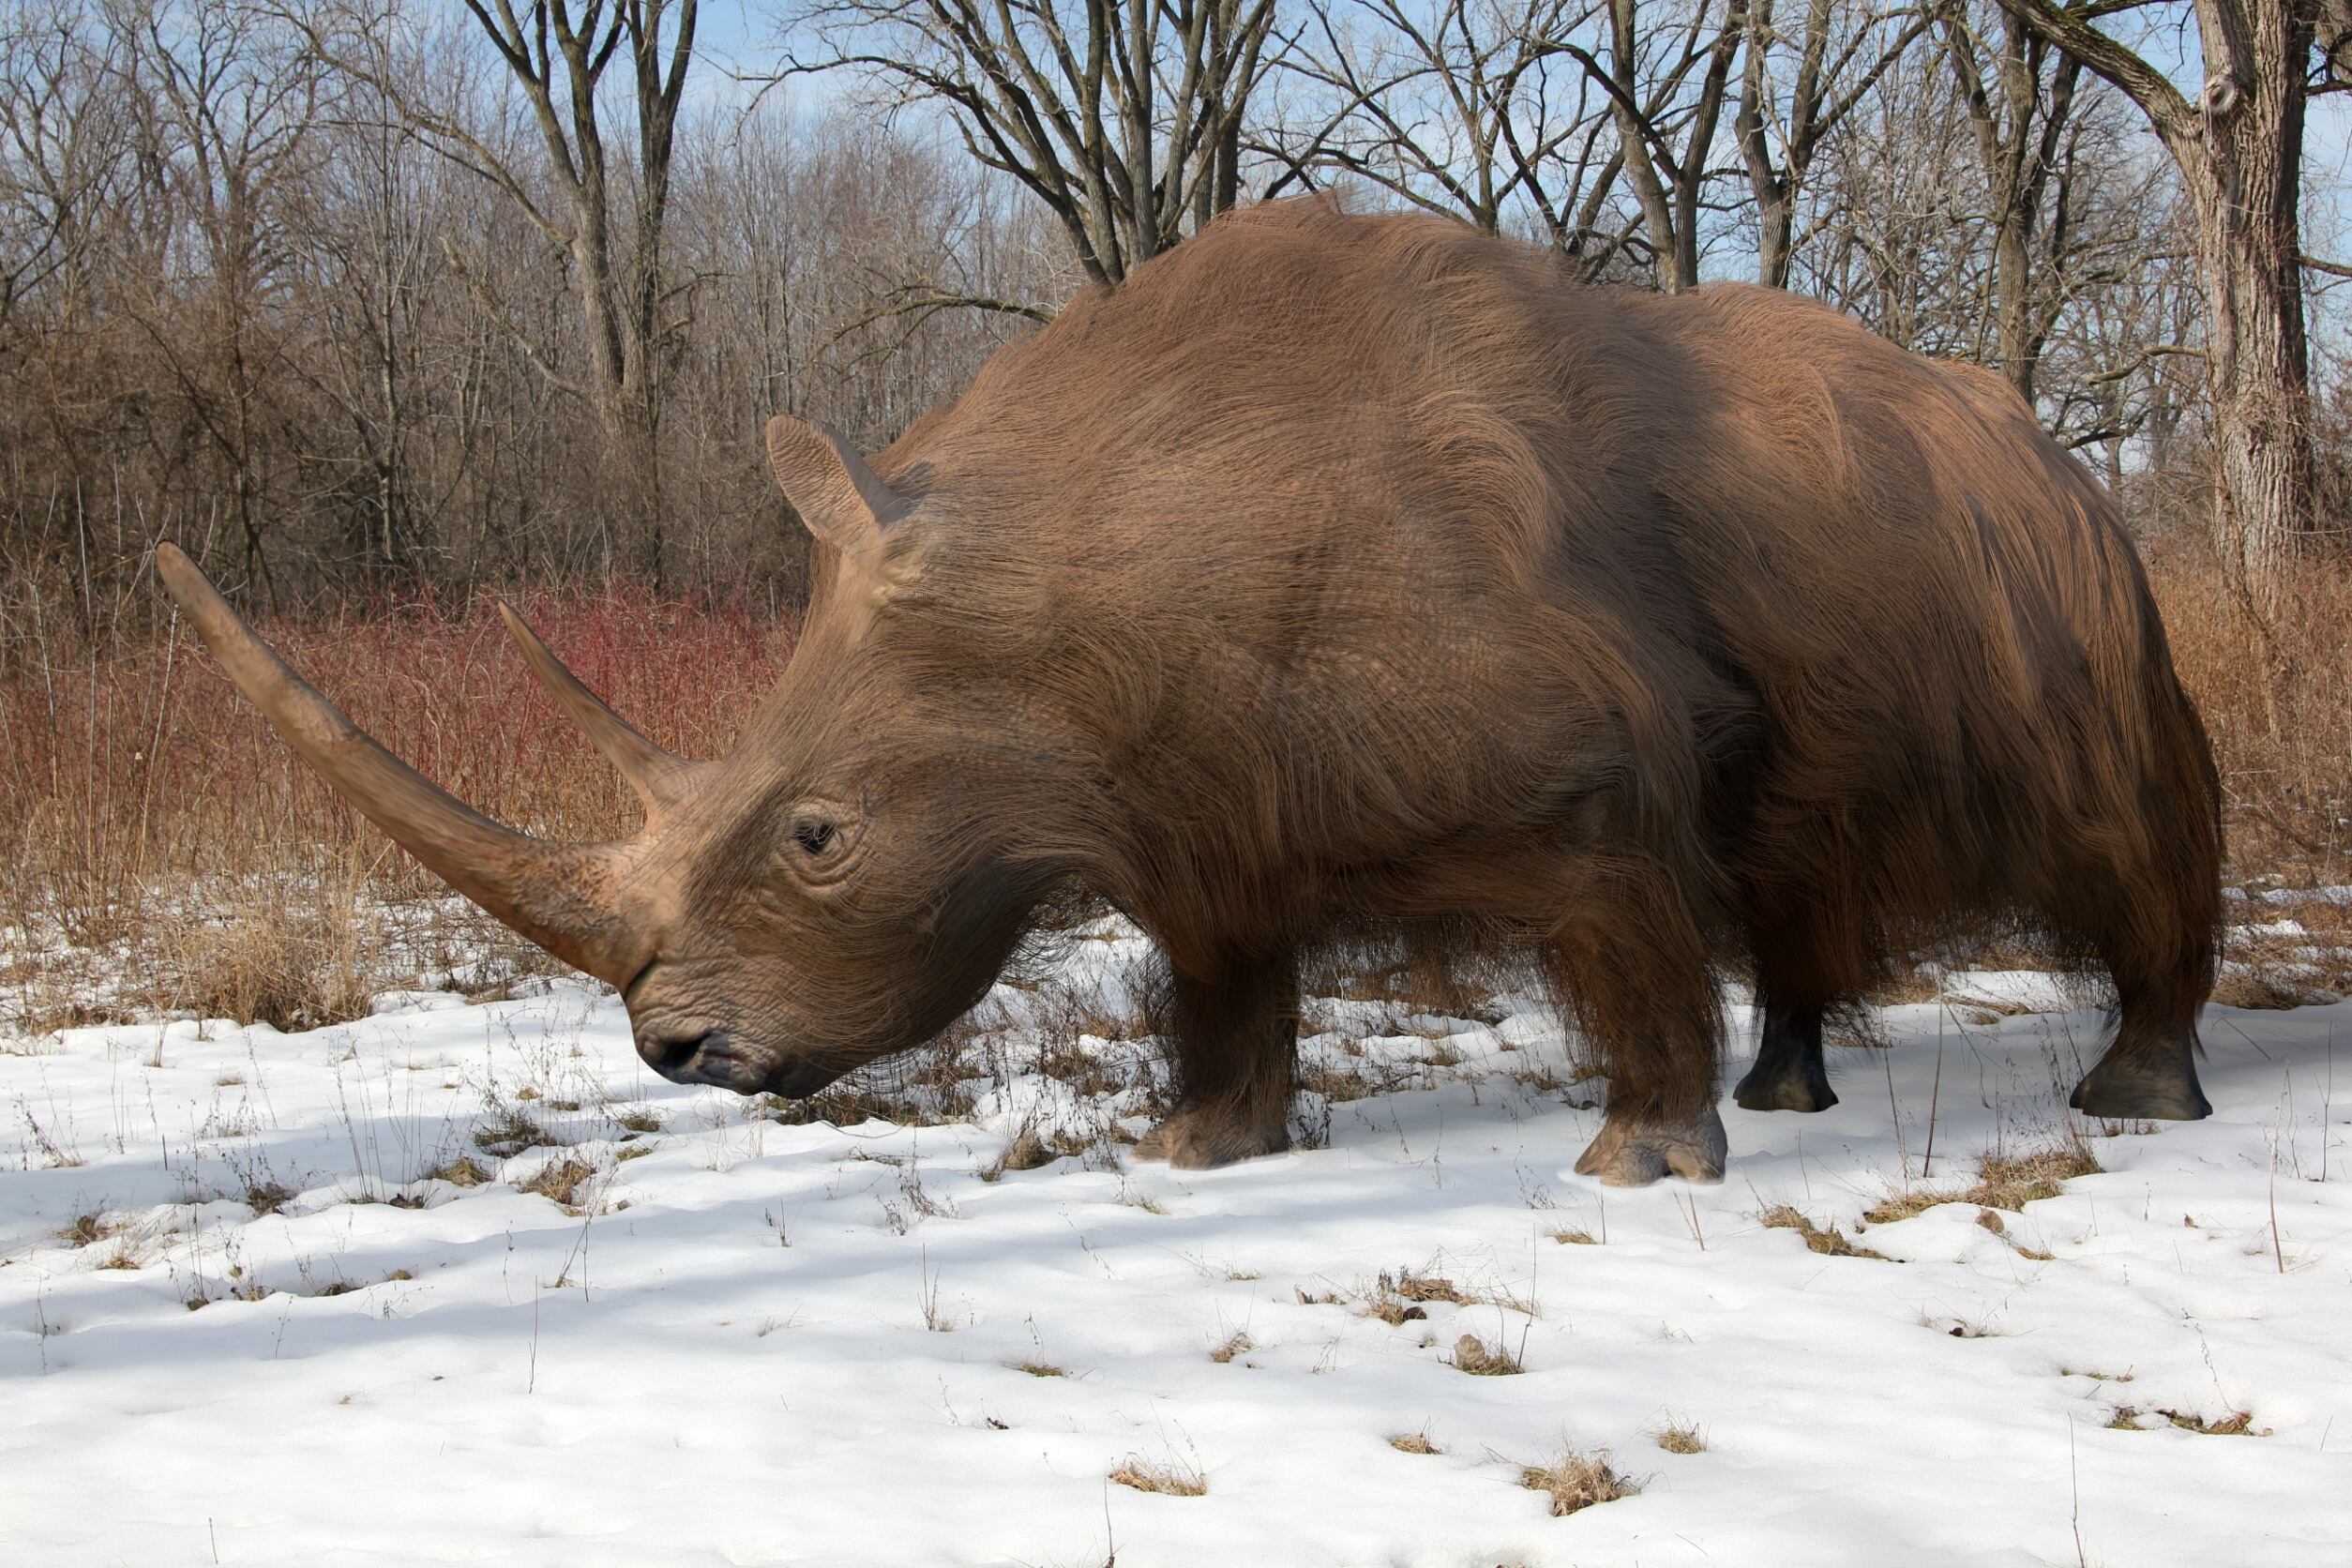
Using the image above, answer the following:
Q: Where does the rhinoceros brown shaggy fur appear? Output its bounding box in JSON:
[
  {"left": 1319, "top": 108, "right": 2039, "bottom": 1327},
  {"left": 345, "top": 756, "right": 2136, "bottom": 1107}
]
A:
[{"left": 158, "top": 199, "right": 2222, "bottom": 1185}]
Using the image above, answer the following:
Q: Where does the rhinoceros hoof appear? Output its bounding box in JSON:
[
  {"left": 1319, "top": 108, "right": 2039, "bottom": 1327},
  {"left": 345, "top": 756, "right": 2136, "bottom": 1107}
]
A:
[
  {"left": 1132, "top": 1107, "right": 1290, "bottom": 1169},
  {"left": 1574, "top": 1105, "right": 1728, "bottom": 1186},
  {"left": 2070, "top": 1054, "right": 2211, "bottom": 1121},
  {"left": 1732, "top": 1053, "right": 1838, "bottom": 1113}
]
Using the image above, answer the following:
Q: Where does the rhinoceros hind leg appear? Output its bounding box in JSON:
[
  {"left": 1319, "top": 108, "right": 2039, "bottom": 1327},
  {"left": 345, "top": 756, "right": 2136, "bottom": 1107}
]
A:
[
  {"left": 1731, "top": 1001, "right": 1838, "bottom": 1113},
  {"left": 1574, "top": 1104, "right": 1728, "bottom": 1186},
  {"left": 1550, "top": 862, "right": 1729, "bottom": 1185}
]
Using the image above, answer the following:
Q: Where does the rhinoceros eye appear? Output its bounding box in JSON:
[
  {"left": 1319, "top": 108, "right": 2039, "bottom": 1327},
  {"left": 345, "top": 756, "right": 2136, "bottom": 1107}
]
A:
[{"left": 792, "top": 817, "right": 837, "bottom": 856}]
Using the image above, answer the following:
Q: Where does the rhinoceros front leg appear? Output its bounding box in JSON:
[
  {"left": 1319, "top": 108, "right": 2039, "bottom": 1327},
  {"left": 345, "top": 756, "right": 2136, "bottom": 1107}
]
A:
[
  {"left": 1553, "top": 867, "right": 1730, "bottom": 1186},
  {"left": 1133, "top": 947, "right": 1298, "bottom": 1169},
  {"left": 1573, "top": 1101, "right": 1729, "bottom": 1184}
]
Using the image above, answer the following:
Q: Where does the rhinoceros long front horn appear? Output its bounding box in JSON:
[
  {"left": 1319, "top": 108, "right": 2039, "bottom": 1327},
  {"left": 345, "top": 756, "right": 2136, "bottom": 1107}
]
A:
[{"left": 153, "top": 544, "right": 646, "bottom": 986}]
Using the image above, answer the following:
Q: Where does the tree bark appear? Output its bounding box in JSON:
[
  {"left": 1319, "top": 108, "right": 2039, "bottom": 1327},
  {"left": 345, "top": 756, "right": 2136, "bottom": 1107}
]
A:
[{"left": 2192, "top": 10, "right": 2314, "bottom": 577}]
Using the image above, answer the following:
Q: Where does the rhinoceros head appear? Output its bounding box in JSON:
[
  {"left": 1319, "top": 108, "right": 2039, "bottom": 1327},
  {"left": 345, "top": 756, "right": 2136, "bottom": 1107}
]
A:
[{"left": 156, "top": 415, "right": 1050, "bottom": 1099}]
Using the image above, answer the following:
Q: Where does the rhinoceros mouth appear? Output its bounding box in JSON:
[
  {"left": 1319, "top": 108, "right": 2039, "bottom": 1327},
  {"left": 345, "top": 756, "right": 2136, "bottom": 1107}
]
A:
[{"left": 751, "top": 1058, "right": 852, "bottom": 1099}]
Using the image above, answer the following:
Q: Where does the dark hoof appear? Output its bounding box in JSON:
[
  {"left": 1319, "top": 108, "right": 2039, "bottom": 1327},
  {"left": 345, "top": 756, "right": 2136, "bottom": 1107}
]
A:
[
  {"left": 1732, "top": 1056, "right": 1838, "bottom": 1113},
  {"left": 2070, "top": 1055, "right": 2212, "bottom": 1121},
  {"left": 1574, "top": 1106, "right": 1727, "bottom": 1186},
  {"left": 1132, "top": 1108, "right": 1289, "bottom": 1168}
]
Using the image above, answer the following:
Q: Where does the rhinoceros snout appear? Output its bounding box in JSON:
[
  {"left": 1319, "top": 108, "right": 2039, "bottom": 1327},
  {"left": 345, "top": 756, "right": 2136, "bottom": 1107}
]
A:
[
  {"left": 631, "top": 1018, "right": 843, "bottom": 1099},
  {"left": 634, "top": 1023, "right": 753, "bottom": 1092}
]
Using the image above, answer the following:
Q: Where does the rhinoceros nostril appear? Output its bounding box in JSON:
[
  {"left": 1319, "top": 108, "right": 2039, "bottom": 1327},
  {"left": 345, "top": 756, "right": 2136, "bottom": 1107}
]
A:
[{"left": 636, "top": 1024, "right": 716, "bottom": 1077}]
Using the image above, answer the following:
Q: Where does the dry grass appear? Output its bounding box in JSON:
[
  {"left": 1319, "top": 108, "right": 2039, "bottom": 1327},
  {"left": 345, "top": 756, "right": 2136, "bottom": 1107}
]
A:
[
  {"left": 1381, "top": 1267, "right": 1477, "bottom": 1305},
  {"left": 1864, "top": 1135, "right": 2103, "bottom": 1225},
  {"left": 1758, "top": 1203, "right": 1890, "bottom": 1260},
  {"left": 165, "top": 893, "right": 378, "bottom": 1032},
  {"left": 2108, "top": 1406, "right": 2269, "bottom": 1436},
  {"left": 761, "top": 1063, "right": 982, "bottom": 1133},
  {"left": 2151, "top": 547, "right": 2352, "bottom": 900},
  {"left": 1975, "top": 1207, "right": 2055, "bottom": 1259},
  {"left": 1108, "top": 1455, "right": 1207, "bottom": 1497},
  {"left": 426, "top": 1154, "right": 490, "bottom": 1187},
  {"left": 1006, "top": 1359, "right": 1066, "bottom": 1378},
  {"left": 1972, "top": 1141, "right": 2104, "bottom": 1206},
  {"left": 1319, "top": 1263, "right": 1535, "bottom": 1325},
  {"left": 1361, "top": 1266, "right": 1474, "bottom": 1323},
  {"left": 244, "top": 1181, "right": 295, "bottom": 1217},
  {"left": 1449, "top": 1332, "right": 1524, "bottom": 1376},
  {"left": 979, "top": 1126, "right": 1059, "bottom": 1180},
  {"left": 1118, "top": 1184, "right": 1168, "bottom": 1215},
  {"left": 1652, "top": 1421, "right": 1706, "bottom": 1455},
  {"left": 516, "top": 1158, "right": 597, "bottom": 1209},
  {"left": 55, "top": 1212, "right": 126, "bottom": 1247},
  {"left": 473, "top": 1108, "right": 550, "bottom": 1160},
  {"left": 1389, "top": 1428, "right": 1442, "bottom": 1455},
  {"left": 1519, "top": 1447, "right": 1640, "bottom": 1515},
  {"left": 1295, "top": 1061, "right": 1395, "bottom": 1103},
  {"left": 1208, "top": 1331, "right": 1252, "bottom": 1364},
  {"left": 1303, "top": 951, "right": 1502, "bottom": 1020}
]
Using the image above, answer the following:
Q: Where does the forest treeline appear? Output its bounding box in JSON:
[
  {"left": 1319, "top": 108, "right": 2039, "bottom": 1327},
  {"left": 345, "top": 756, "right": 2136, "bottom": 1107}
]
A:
[{"left": 1, "top": 0, "right": 2344, "bottom": 652}]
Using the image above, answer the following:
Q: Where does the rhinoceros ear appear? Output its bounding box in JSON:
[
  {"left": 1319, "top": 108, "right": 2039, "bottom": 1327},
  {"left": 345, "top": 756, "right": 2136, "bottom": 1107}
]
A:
[{"left": 764, "top": 415, "right": 903, "bottom": 551}]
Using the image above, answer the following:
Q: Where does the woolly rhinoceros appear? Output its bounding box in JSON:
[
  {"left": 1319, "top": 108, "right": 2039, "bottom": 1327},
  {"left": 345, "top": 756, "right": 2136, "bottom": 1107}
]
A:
[{"left": 158, "top": 200, "right": 2221, "bottom": 1185}]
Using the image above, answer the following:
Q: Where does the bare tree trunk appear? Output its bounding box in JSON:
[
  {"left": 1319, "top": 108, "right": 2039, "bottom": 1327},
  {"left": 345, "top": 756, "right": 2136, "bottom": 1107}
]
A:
[
  {"left": 1996, "top": 0, "right": 2318, "bottom": 577},
  {"left": 1738, "top": 0, "right": 1923, "bottom": 289},
  {"left": 1603, "top": 0, "right": 1742, "bottom": 292},
  {"left": 1944, "top": 4, "right": 2080, "bottom": 402},
  {"left": 301, "top": 0, "right": 697, "bottom": 586},
  {"left": 2193, "top": 36, "right": 2313, "bottom": 578}
]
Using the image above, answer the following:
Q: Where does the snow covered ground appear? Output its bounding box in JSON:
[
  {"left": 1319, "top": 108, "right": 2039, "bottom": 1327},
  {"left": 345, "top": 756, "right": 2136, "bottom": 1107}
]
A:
[{"left": 4, "top": 924, "right": 2348, "bottom": 1566}]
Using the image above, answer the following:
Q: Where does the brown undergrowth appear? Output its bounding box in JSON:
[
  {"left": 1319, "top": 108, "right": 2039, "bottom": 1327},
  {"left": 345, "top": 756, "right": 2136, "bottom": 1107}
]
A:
[{"left": 2, "top": 589, "right": 788, "bottom": 1032}]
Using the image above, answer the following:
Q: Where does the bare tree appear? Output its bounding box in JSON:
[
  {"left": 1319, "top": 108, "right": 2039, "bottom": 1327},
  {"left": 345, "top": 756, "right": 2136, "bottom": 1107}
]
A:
[
  {"left": 1799, "top": 16, "right": 2185, "bottom": 460},
  {"left": 1937, "top": 0, "right": 2084, "bottom": 400},
  {"left": 1995, "top": 0, "right": 2328, "bottom": 578},
  {"left": 1265, "top": 0, "right": 1636, "bottom": 269},
  {"left": 111, "top": 0, "right": 326, "bottom": 596},
  {"left": 1734, "top": 0, "right": 1924, "bottom": 287},
  {"left": 0, "top": 3, "right": 131, "bottom": 334},
  {"left": 783, "top": 0, "right": 1279, "bottom": 285},
  {"left": 297, "top": 0, "right": 702, "bottom": 581},
  {"left": 297, "top": 50, "right": 438, "bottom": 579},
  {"left": 1563, "top": 0, "right": 1744, "bottom": 292},
  {"left": 8, "top": 0, "right": 2352, "bottom": 631},
  {"left": 1801, "top": 39, "right": 1981, "bottom": 352}
]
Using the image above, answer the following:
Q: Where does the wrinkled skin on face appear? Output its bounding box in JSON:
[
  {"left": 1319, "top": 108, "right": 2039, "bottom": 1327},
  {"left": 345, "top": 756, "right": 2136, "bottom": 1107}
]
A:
[{"left": 617, "top": 738, "right": 1045, "bottom": 1098}]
